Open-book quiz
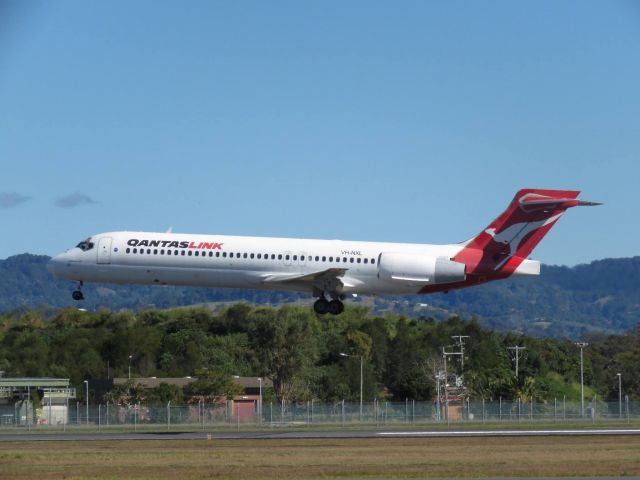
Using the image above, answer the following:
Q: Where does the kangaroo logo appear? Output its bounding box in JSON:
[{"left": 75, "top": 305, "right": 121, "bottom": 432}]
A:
[{"left": 484, "top": 213, "right": 563, "bottom": 270}]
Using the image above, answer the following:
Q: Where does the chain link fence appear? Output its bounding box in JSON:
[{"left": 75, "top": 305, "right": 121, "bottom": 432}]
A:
[{"left": 1, "top": 397, "right": 639, "bottom": 430}]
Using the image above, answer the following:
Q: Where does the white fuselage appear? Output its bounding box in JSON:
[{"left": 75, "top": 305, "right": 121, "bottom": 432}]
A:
[
  {"left": 48, "top": 189, "right": 592, "bottom": 308},
  {"left": 48, "top": 231, "right": 465, "bottom": 296}
]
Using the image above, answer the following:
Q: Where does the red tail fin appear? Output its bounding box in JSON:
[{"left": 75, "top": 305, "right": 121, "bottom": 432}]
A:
[{"left": 454, "top": 189, "right": 598, "bottom": 276}]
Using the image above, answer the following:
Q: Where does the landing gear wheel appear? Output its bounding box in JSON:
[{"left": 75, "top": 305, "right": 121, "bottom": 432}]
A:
[
  {"left": 313, "top": 298, "right": 329, "bottom": 315},
  {"left": 328, "top": 300, "right": 344, "bottom": 315},
  {"left": 72, "top": 290, "right": 84, "bottom": 301}
]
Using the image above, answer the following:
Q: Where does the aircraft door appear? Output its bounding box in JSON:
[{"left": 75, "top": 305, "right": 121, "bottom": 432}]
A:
[{"left": 97, "top": 237, "right": 113, "bottom": 264}]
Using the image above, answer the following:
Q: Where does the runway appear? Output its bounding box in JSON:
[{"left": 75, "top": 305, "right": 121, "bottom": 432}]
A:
[{"left": 1, "top": 427, "right": 640, "bottom": 442}]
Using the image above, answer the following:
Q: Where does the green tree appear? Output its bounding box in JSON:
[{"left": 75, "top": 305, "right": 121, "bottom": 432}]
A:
[
  {"left": 185, "top": 369, "right": 243, "bottom": 402},
  {"left": 144, "top": 383, "right": 185, "bottom": 405},
  {"left": 4, "top": 330, "right": 49, "bottom": 376},
  {"left": 249, "top": 306, "right": 319, "bottom": 402}
]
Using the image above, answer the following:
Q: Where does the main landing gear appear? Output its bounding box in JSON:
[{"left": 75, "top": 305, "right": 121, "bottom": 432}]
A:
[
  {"left": 72, "top": 281, "right": 84, "bottom": 301},
  {"left": 313, "top": 296, "right": 344, "bottom": 316}
]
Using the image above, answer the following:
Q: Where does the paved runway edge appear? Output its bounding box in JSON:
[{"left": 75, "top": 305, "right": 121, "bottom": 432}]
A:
[{"left": 1, "top": 428, "right": 640, "bottom": 442}]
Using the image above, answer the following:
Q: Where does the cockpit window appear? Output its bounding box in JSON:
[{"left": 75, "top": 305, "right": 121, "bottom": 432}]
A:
[{"left": 75, "top": 238, "right": 95, "bottom": 251}]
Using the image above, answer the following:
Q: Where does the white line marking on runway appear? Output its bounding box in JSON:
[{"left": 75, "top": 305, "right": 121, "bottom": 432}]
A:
[{"left": 378, "top": 429, "right": 640, "bottom": 437}]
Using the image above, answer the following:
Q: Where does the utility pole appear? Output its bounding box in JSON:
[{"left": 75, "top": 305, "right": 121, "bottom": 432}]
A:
[
  {"left": 575, "top": 342, "right": 589, "bottom": 418},
  {"left": 451, "top": 336, "right": 470, "bottom": 369},
  {"left": 441, "top": 337, "right": 470, "bottom": 422},
  {"left": 442, "top": 346, "right": 462, "bottom": 420},
  {"left": 507, "top": 346, "right": 526, "bottom": 378},
  {"left": 442, "top": 348, "right": 449, "bottom": 421}
]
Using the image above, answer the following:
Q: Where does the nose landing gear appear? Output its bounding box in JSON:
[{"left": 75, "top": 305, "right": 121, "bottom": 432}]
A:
[{"left": 72, "top": 281, "right": 84, "bottom": 301}]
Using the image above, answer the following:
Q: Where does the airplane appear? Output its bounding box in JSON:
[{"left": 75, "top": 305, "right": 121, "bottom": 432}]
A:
[{"left": 47, "top": 189, "right": 599, "bottom": 315}]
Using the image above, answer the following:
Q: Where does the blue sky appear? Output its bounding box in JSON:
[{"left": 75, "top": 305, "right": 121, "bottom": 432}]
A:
[{"left": 1, "top": 1, "right": 638, "bottom": 265}]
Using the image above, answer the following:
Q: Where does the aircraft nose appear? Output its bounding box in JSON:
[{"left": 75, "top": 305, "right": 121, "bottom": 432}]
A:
[
  {"left": 47, "top": 251, "right": 76, "bottom": 277},
  {"left": 47, "top": 254, "right": 64, "bottom": 275}
]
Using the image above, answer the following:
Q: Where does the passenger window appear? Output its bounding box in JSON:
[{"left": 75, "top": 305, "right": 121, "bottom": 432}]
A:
[
  {"left": 371, "top": 258, "right": 375, "bottom": 264},
  {"left": 154, "top": 249, "right": 158, "bottom": 255},
  {"left": 216, "top": 252, "right": 220, "bottom": 257},
  {"left": 243, "top": 253, "right": 248, "bottom": 259},
  {"left": 188, "top": 251, "right": 193, "bottom": 256},
  {"left": 315, "top": 256, "right": 319, "bottom": 261},
  {"left": 223, "top": 252, "right": 227, "bottom": 258},
  {"left": 181, "top": 251, "right": 185, "bottom": 256},
  {"left": 285, "top": 255, "right": 290, "bottom": 260},
  {"left": 160, "top": 249, "right": 164, "bottom": 255},
  {"left": 322, "top": 256, "right": 326, "bottom": 262},
  {"left": 293, "top": 255, "right": 297, "bottom": 261},
  {"left": 329, "top": 257, "right": 333, "bottom": 262},
  {"left": 126, "top": 248, "right": 131, "bottom": 254},
  {"left": 195, "top": 251, "right": 200, "bottom": 256},
  {"left": 278, "top": 254, "right": 283, "bottom": 260},
  {"left": 147, "top": 249, "right": 151, "bottom": 254},
  {"left": 343, "top": 257, "right": 347, "bottom": 263},
  {"left": 132, "top": 248, "right": 137, "bottom": 254},
  {"left": 357, "top": 258, "right": 361, "bottom": 263},
  {"left": 350, "top": 258, "right": 354, "bottom": 263},
  {"left": 257, "top": 253, "right": 261, "bottom": 259},
  {"left": 301, "top": 255, "right": 305, "bottom": 261},
  {"left": 250, "top": 253, "right": 255, "bottom": 259},
  {"left": 271, "top": 254, "right": 276, "bottom": 259},
  {"left": 364, "top": 258, "right": 368, "bottom": 264},
  {"left": 335, "top": 257, "right": 340, "bottom": 263},
  {"left": 174, "top": 250, "right": 179, "bottom": 255}
]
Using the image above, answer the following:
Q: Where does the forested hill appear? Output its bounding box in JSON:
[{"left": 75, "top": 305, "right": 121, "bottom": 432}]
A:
[
  {"left": 1, "top": 253, "right": 639, "bottom": 338},
  {"left": 407, "top": 257, "right": 640, "bottom": 338}
]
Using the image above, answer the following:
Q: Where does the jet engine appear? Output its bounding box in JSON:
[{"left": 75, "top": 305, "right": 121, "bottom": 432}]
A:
[{"left": 378, "top": 253, "right": 466, "bottom": 285}]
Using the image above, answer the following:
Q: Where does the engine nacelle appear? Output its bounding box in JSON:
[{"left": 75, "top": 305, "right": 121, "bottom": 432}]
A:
[{"left": 378, "top": 253, "right": 466, "bottom": 285}]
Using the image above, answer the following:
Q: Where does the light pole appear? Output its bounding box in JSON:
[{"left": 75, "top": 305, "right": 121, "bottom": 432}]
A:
[
  {"left": 575, "top": 342, "right": 588, "bottom": 418},
  {"left": 128, "top": 355, "right": 133, "bottom": 379},
  {"left": 617, "top": 373, "right": 622, "bottom": 419},
  {"left": 83, "top": 380, "right": 89, "bottom": 425},
  {"left": 340, "top": 352, "right": 363, "bottom": 421},
  {"left": 258, "top": 377, "right": 263, "bottom": 423}
]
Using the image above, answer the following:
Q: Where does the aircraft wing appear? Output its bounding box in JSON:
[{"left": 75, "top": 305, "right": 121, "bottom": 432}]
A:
[{"left": 262, "top": 268, "right": 356, "bottom": 292}]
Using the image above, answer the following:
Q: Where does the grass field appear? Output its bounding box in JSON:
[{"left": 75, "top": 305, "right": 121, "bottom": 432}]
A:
[{"left": 1, "top": 436, "right": 640, "bottom": 479}]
